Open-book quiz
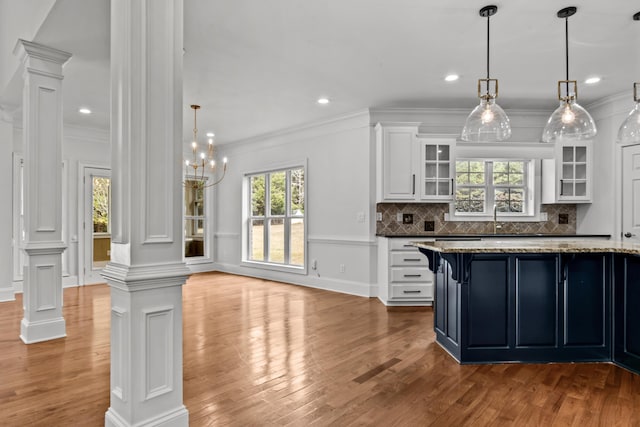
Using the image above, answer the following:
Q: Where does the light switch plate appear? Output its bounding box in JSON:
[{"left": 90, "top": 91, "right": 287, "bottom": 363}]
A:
[{"left": 396, "top": 213, "right": 403, "bottom": 222}]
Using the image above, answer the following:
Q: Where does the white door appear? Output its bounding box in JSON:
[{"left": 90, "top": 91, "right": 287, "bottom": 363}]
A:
[
  {"left": 622, "top": 145, "right": 640, "bottom": 243},
  {"left": 82, "top": 167, "right": 111, "bottom": 284}
]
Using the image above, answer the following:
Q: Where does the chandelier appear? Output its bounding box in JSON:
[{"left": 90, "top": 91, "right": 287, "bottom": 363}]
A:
[{"left": 184, "top": 104, "right": 227, "bottom": 189}]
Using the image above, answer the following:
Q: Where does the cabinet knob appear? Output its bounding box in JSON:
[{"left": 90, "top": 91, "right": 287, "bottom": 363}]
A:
[{"left": 624, "top": 232, "right": 636, "bottom": 238}]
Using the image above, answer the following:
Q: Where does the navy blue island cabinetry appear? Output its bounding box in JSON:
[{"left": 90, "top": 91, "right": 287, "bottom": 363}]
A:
[{"left": 417, "top": 240, "right": 640, "bottom": 375}]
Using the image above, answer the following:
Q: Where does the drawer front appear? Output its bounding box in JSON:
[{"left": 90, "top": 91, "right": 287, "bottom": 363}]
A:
[
  {"left": 390, "top": 267, "right": 432, "bottom": 283},
  {"left": 389, "top": 238, "right": 435, "bottom": 251},
  {"left": 390, "top": 251, "right": 428, "bottom": 267},
  {"left": 391, "top": 284, "right": 433, "bottom": 300}
]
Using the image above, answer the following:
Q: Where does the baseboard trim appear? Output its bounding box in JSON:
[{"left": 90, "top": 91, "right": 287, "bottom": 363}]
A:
[
  {"left": 20, "top": 317, "right": 66, "bottom": 344},
  {"left": 214, "top": 262, "right": 375, "bottom": 298}
]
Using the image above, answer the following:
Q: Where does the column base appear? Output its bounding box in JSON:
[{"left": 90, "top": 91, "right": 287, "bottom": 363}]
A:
[
  {"left": 105, "top": 405, "right": 188, "bottom": 427},
  {"left": 0, "top": 286, "right": 15, "bottom": 302},
  {"left": 20, "top": 317, "right": 66, "bottom": 344}
]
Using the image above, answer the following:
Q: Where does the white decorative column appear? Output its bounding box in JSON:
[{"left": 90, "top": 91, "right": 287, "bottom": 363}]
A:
[
  {"left": 14, "top": 40, "right": 71, "bottom": 343},
  {"left": 0, "top": 107, "right": 15, "bottom": 302},
  {"left": 103, "top": 0, "right": 190, "bottom": 426}
]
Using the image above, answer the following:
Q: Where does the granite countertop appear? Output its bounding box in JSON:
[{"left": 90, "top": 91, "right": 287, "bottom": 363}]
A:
[
  {"left": 377, "top": 234, "right": 611, "bottom": 239},
  {"left": 413, "top": 239, "right": 640, "bottom": 255}
]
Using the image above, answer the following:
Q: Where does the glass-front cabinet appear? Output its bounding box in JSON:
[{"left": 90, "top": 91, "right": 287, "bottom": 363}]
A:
[
  {"left": 420, "top": 139, "right": 454, "bottom": 201},
  {"left": 560, "top": 144, "right": 588, "bottom": 198},
  {"left": 542, "top": 139, "right": 592, "bottom": 204}
]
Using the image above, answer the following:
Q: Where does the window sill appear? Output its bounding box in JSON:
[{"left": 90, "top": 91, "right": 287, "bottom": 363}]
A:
[
  {"left": 241, "top": 260, "right": 307, "bottom": 275},
  {"left": 445, "top": 211, "right": 548, "bottom": 223}
]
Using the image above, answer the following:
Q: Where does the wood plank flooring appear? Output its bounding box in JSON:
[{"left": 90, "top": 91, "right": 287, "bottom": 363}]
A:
[{"left": 1, "top": 271, "right": 640, "bottom": 426}]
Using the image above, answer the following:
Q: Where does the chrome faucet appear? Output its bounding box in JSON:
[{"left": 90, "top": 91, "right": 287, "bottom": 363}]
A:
[{"left": 493, "top": 204, "right": 501, "bottom": 234}]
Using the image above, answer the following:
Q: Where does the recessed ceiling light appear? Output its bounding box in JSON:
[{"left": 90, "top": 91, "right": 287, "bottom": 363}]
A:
[
  {"left": 445, "top": 74, "right": 460, "bottom": 82},
  {"left": 585, "top": 77, "right": 601, "bottom": 85},
  {"left": 206, "top": 132, "right": 214, "bottom": 137},
  {"left": 78, "top": 107, "right": 92, "bottom": 114},
  {"left": 317, "top": 97, "right": 330, "bottom": 105}
]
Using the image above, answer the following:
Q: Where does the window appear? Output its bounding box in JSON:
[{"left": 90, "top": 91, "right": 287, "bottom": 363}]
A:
[
  {"left": 184, "top": 181, "right": 206, "bottom": 258},
  {"left": 246, "top": 167, "right": 305, "bottom": 269},
  {"left": 455, "top": 160, "right": 530, "bottom": 215}
]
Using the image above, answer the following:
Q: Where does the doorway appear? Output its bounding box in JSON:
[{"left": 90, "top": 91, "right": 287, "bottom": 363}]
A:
[
  {"left": 622, "top": 144, "right": 640, "bottom": 243},
  {"left": 82, "top": 167, "right": 111, "bottom": 284}
]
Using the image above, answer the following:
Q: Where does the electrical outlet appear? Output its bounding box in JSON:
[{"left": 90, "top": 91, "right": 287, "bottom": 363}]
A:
[
  {"left": 558, "top": 213, "right": 569, "bottom": 224},
  {"left": 402, "top": 213, "right": 414, "bottom": 224},
  {"left": 396, "top": 213, "right": 403, "bottom": 222},
  {"left": 424, "top": 221, "right": 435, "bottom": 232},
  {"left": 339, "top": 264, "right": 345, "bottom": 273},
  {"left": 376, "top": 212, "right": 382, "bottom": 221}
]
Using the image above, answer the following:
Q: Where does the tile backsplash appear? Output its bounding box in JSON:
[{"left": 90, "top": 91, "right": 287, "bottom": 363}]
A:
[{"left": 376, "top": 203, "right": 576, "bottom": 235}]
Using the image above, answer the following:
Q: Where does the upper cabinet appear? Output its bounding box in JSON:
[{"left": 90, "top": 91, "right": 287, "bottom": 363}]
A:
[
  {"left": 542, "top": 139, "right": 593, "bottom": 204},
  {"left": 375, "top": 123, "right": 455, "bottom": 203},
  {"left": 376, "top": 124, "right": 418, "bottom": 201},
  {"left": 419, "top": 138, "right": 455, "bottom": 201}
]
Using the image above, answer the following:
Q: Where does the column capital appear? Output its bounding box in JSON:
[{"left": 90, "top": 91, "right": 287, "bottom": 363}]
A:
[
  {"left": 102, "top": 262, "right": 190, "bottom": 292},
  {"left": 13, "top": 39, "right": 72, "bottom": 66}
]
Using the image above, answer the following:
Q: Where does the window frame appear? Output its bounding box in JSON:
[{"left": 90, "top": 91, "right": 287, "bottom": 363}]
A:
[
  {"left": 449, "top": 158, "right": 540, "bottom": 221},
  {"left": 242, "top": 162, "right": 307, "bottom": 274}
]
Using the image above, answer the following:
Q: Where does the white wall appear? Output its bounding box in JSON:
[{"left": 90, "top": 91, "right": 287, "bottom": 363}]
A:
[
  {"left": 214, "top": 110, "right": 378, "bottom": 297},
  {"left": 577, "top": 93, "right": 630, "bottom": 238}
]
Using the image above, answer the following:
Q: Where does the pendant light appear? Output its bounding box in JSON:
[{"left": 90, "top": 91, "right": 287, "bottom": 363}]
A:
[
  {"left": 461, "top": 5, "right": 511, "bottom": 142},
  {"left": 541, "top": 7, "right": 597, "bottom": 143},
  {"left": 616, "top": 12, "right": 640, "bottom": 145}
]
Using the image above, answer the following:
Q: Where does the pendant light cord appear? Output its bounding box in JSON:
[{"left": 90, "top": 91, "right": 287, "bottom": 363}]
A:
[
  {"left": 565, "top": 16, "right": 569, "bottom": 95},
  {"left": 486, "top": 12, "right": 490, "bottom": 81}
]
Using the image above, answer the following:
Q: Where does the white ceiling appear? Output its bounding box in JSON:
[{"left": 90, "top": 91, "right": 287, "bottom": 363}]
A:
[{"left": 3, "top": 0, "right": 640, "bottom": 144}]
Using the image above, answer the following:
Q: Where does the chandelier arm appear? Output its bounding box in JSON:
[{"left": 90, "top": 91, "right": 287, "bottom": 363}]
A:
[{"left": 203, "top": 168, "right": 227, "bottom": 188}]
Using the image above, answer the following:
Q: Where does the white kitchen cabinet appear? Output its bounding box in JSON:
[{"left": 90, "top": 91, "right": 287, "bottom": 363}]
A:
[
  {"left": 418, "top": 138, "right": 455, "bottom": 201},
  {"left": 542, "top": 139, "right": 592, "bottom": 203},
  {"left": 376, "top": 124, "right": 419, "bottom": 201},
  {"left": 375, "top": 123, "right": 455, "bottom": 202},
  {"left": 377, "top": 237, "right": 433, "bottom": 306}
]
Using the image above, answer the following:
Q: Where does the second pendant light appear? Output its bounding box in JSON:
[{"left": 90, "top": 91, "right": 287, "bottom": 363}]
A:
[{"left": 541, "top": 7, "right": 597, "bottom": 143}]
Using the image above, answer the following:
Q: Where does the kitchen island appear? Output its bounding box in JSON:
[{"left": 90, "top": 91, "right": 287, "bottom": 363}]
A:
[{"left": 414, "top": 239, "right": 640, "bottom": 375}]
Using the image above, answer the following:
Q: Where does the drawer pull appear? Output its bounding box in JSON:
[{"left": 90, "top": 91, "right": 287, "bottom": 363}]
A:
[
  {"left": 402, "top": 244, "right": 414, "bottom": 248},
  {"left": 403, "top": 258, "right": 421, "bottom": 262},
  {"left": 403, "top": 274, "right": 422, "bottom": 278},
  {"left": 403, "top": 290, "right": 422, "bottom": 294}
]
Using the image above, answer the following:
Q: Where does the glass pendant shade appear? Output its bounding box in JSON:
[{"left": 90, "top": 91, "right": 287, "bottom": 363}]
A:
[
  {"left": 541, "top": 99, "right": 597, "bottom": 143},
  {"left": 617, "top": 82, "right": 640, "bottom": 144},
  {"left": 617, "top": 103, "right": 640, "bottom": 144},
  {"left": 461, "top": 98, "right": 512, "bottom": 142}
]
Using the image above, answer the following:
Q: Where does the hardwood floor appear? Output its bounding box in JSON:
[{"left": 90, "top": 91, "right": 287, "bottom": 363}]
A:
[{"left": 1, "top": 272, "right": 640, "bottom": 426}]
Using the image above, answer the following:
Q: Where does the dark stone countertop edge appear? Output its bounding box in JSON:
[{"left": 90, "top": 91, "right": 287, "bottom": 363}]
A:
[{"left": 376, "top": 234, "right": 611, "bottom": 239}]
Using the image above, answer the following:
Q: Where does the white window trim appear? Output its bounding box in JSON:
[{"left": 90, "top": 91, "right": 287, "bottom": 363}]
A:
[
  {"left": 183, "top": 174, "right": 214, "bottom": 265},
  {"left": 446, "top": 159, "right": 545, "bottom": 222},
  {"left": 241, "top": 160, "right": 308, "bottom": 275}
]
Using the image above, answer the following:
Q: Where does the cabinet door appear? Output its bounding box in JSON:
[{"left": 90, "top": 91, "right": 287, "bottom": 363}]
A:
[
  {"left": 419, "top": 139, "right": 455, "bottom": 201},
  {"left": 381, "top": 127, "right": 417, "bottom": 200},
  {"left": 557, "top": 141, "right": 591, "bottom": 202}
]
